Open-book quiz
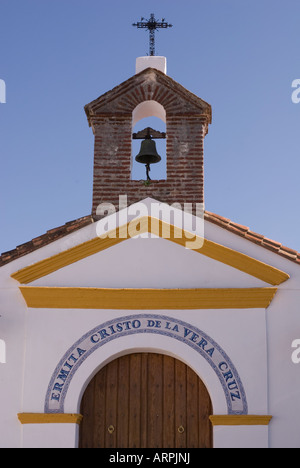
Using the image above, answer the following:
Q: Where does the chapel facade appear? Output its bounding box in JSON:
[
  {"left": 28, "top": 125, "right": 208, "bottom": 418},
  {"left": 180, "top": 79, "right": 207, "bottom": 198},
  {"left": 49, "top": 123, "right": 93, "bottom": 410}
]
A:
[{"left": 1, "top": 55, "right": 300, "bottom": 448}]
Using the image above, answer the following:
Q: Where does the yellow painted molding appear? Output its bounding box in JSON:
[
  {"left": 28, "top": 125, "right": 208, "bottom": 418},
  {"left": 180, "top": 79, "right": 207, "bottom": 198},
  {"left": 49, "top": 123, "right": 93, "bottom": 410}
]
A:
[
  {"left": 17, "top": 413, "right": 83, "bottom": 425},
  {"left": 157, "top": 219, "right": 289, "bottom": 286},
  {"left": 193, "top": 239, "right": 288, "bottom": 286},
  {"left": 19, "top": 286, "right": 277, "bottom": 310},
  {"left": 11, "top": 216, "right": 289, "bottom": 286},
  {"left": 209, "top": 415, "right": 272, "bottom": 426}
]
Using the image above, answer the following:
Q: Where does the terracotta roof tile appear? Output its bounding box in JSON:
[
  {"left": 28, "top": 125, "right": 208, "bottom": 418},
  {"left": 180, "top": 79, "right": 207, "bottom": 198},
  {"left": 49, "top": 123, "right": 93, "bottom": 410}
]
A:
[
  {"left": 204, "top": 211, "right": 300, "bottom": 266},
  {"left": 204, "top": 211, "right": 231, "bottom": 226},
  {"left": 280, "top": 245, "right": 298, "bottom": 256},
  {"left": 244, "top": 232, "right": 265, "bottom": 246},
  {"left": 245, "top": 231, "right": 265, "bottom": 242},
  {"left": 0, "top": 215, "right": 94, "bottom": 268}
]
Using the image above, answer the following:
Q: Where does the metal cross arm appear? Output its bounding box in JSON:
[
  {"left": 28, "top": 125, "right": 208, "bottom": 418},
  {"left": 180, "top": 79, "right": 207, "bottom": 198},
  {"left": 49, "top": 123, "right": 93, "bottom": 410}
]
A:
[{"left": 133, "top": 13, "right": 173, "bottom": 56}]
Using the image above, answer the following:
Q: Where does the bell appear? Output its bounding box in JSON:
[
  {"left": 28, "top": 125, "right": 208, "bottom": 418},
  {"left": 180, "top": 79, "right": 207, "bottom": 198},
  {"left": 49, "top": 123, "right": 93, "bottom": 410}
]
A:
[{"left": 135, "top": 136, "right": 161, "bottom": 165}]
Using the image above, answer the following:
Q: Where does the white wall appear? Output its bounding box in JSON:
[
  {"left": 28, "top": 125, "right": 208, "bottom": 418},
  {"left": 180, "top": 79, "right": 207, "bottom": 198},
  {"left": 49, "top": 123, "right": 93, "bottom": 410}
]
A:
[{"left": 0, "top": 205, "right": 300, "bottom": 448}]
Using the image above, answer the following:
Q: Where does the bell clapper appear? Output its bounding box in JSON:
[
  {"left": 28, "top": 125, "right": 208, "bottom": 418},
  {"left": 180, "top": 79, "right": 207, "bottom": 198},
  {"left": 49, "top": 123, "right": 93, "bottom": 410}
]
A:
[{"left": 146, "top": 163, "right": 151, "bottom": 181}]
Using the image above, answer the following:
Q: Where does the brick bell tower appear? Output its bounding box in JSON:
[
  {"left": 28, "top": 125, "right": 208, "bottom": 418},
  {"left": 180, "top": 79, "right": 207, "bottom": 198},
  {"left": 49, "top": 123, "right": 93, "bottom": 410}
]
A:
[{"left": 84, "top": 56, "right": 212, "bottom": 218}]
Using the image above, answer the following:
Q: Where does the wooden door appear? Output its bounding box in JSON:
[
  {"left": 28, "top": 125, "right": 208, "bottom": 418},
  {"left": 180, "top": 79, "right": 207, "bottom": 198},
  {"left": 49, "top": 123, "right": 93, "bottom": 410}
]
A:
[{"left": 79, "top": 353, "right": 212, "bottom": 448}]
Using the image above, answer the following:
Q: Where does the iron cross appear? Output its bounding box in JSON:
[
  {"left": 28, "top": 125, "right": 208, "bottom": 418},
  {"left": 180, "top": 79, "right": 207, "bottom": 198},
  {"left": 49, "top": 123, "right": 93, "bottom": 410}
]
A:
[{"left": 132, "top": 13, "right": 173, "bottom": 56}]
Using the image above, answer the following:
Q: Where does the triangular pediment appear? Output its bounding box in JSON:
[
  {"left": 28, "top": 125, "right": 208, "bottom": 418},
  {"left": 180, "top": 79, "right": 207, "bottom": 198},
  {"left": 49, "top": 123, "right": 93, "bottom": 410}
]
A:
[
  {"left": 84, "top": 67, "right": 212, "bottom": 125},
  {"left": 11, "top": 204, "right": 289, "bottom": 287},
  {"left": 9, "top": 199, "right": 290, "bottom": 310},
  {"left": 27, "top": 235, "right": 270, "bottom": 289}
]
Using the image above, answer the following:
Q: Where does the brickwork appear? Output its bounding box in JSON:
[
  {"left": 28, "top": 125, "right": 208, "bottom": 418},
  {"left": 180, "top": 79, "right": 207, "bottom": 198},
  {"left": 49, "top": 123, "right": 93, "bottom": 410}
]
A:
[{"left": 84, "top": 68, "right": 212, "bottom": 217}]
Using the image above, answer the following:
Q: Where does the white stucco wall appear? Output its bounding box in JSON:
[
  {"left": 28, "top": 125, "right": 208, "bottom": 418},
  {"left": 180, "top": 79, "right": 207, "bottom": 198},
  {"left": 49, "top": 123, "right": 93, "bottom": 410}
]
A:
[{"left": 0, "top": 201, "right": 300, "bottom": 448}]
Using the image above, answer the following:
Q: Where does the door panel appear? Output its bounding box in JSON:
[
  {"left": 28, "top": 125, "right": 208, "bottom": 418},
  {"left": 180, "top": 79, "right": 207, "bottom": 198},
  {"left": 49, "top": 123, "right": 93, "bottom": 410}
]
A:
[{"left": 79, "top": 353, "right": 212, "bottom": 448}]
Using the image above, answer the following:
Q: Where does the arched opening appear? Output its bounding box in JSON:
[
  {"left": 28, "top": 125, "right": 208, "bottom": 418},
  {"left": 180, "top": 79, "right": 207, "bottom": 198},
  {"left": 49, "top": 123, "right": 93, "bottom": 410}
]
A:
[
  {"left": 131, "top": 101, "right": 167, "bottom": 181},
  {"left": 79, "top": 352, "right": 213, "bottom": 448}
]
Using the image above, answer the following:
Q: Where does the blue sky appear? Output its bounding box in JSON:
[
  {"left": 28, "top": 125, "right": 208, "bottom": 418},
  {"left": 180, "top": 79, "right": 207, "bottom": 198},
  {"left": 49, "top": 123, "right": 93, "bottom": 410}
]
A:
[{"left": 1, "top": 0, "right": 300, "bottom": 254}]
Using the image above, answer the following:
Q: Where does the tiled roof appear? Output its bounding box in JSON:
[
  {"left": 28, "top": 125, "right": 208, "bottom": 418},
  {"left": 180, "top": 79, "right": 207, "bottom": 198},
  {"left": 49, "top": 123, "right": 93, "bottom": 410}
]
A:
[
  {"left": 1, "top": 211, "right": 300, "bottom": 268},
  {"left": 204, "top": 211, "right": 300, "bottom": 265},
  {"left": 0, "top": 215, "right": 94, "bottom": 267}
]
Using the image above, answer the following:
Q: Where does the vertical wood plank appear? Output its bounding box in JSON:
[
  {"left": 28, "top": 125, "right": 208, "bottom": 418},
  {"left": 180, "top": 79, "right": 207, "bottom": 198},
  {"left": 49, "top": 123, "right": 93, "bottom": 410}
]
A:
[
  {"left": 163, "top": 355, "right": 175, "bottom": 448},
  {"left": 186, "top": 366, "right": 199, "bottom": 448},
  {"left": 129, "top": 354, "right": 142, "bottom": 448},
  {"left": 93, "top": 366, "right": 107, "bottom": 448},
  {"left": 79, "top": 377, "right": 95, "bottom": 448},
  {"left": 198, "top": 377, "right": 213, "bottom": 449},
  {"left": 105, "top": 358, "right": 118, "bottom": 448},
  {"left": 147, "top": 354, "right": 163, "bottom": 448},
  {"left": 175, "top": 359, "right": 187, "bottom": 448},
  {"left": 117, "top": 355, "right": 130, "bottom": 448},
  {"left": 140, "top": 353, "right": 148, "bottom": 448}
]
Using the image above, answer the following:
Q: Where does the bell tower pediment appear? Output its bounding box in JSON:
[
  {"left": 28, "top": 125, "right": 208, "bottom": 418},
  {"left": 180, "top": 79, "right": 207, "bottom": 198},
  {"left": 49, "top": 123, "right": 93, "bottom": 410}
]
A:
[{"left": 84, "top": 67, "right": 212, "bottom": 127}]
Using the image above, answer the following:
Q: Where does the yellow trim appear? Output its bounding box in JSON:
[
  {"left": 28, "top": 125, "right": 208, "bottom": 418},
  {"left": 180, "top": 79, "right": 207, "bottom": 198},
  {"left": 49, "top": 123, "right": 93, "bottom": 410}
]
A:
[
  {"left": 209, "top": 415, "right": 272, "bottom": 426},
  {"left": 17, "top": 413, "right": 83, "bottom": 425},
  {"left": 19, "top": 287, "right": 277, "bottom": 309},
  {"left": 156, "top": 219, "right": 289, "bottom": 286},
  {"left": 11, "top": 217, "right": 289, "bottom": 286}
]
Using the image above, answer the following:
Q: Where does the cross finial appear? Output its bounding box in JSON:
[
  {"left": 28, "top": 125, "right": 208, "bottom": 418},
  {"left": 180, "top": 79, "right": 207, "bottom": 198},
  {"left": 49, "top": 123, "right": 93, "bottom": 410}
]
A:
[{"left": 133, "top": 13, "right": 173, "bottom": 56}]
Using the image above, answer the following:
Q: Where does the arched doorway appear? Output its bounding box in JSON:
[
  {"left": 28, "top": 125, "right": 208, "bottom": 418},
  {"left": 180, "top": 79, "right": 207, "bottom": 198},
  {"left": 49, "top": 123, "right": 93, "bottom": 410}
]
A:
[{"left": 79, "top": 353, "right": 213, "bottom": 448}]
